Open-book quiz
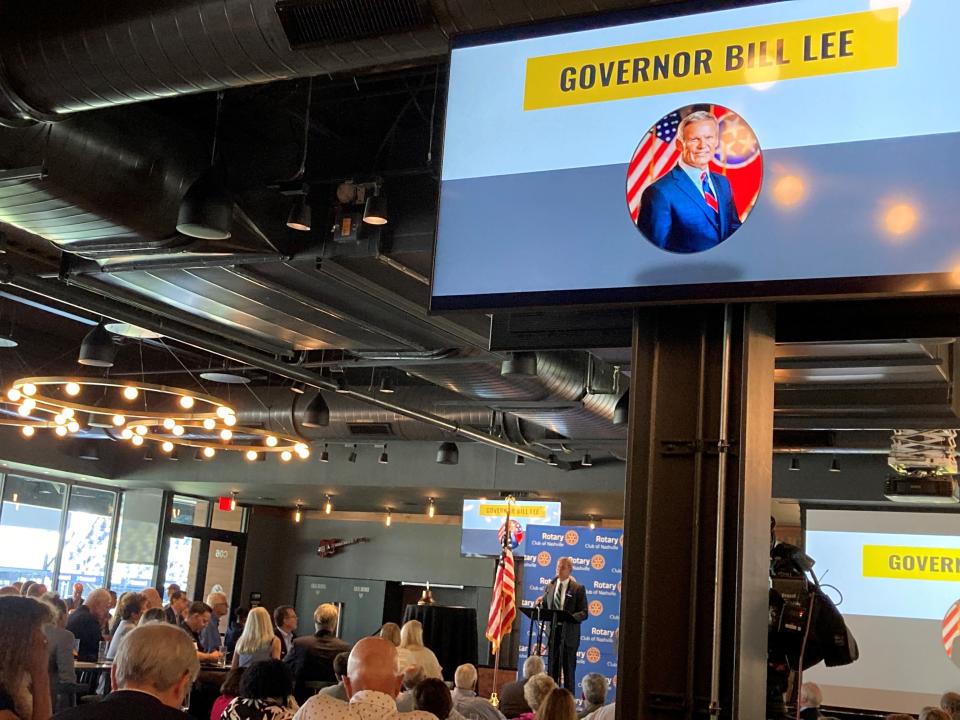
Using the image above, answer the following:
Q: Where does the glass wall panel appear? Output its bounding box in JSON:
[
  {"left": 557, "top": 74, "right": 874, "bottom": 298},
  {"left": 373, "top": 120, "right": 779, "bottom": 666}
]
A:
[
  {"left": 211, "top": 504, "right": 246, "bottom": 532},
  {"left": 57, "top": 486, "right": 116, "bottom": 595},
  {"left": 110, "top": 489, "right": 163, "bottom": 594},
  {"left": 0, "top": 476, "right": 66, "bottom": 587},
  {"left": 163, "top": 536, "right": 201, "bottom": 595},
  {"left": 171, "top": 496, "right": 209, "bottom": 527}
]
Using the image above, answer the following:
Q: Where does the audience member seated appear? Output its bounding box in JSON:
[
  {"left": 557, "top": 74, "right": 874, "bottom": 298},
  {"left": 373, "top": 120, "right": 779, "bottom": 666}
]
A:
[
  {"left": 107, "top": 593, "right": 130, "bottom": 637},
  {"left": 273, "top": 606, "right": 298, "bottom": 660},
  {"left": 99, "top": 592, "right": 145, "bottom": 693},
  {"left": 141, "top": 588, "right": 163, "bottom": 612},
  {"left": 379, "top": 623, "right": 401, "bottom": 647},
  {"left": 942, "top": 692, "right": 960, "bottom": 718},
  {"left": 397, "top": 666, "right": 426, "bottom": 713},
  {"left": 234, "top": 607, "right": 282, "bottom": 669},
  {"left": 799, "top": 682, "right": 838, "bottom": 720},
  {"left": 286, "top": 603, "right": 351, "bottom": 705},
  {"left": 517, "top": 675, "right": 556, "bottom": 720},
  {"left": 212, "top": 667, "right": 246, "bottom": 720},
  {"left": 536, "top": 689, "right": 576, "bottom": 720},
  {"left": 181, "top": 602, "right": 223, "bottom": 664},
  {"left": 581, "top": 703, "right": 613, "bottom": 720},
  {"left": 51, "top": 623, "right": 199, "bottom": 720},
  {"left": 226, "top": 609, "right": 249, "bottom": 658},
  {"left": 139, "top": 608, "right": 166, "bottom": 625},
  {"left": 398, "top": 621, "right": 442, "bottom": 680},
  {"left": 42, "top": 595, "right": 79, "bottom": 713},
  {"left": 498, "top": 656, "right": 544, "bottom": 719},
  {"left": 414, "top": 678, "right": 467, "bottom": 720},
  {"left": 24, "top": 584, "right": 46, "bottom": 600},
  {"left": 167, "top": 584, "right": 182, "bottom": 602},
  {"left": 221, "top": 660, "right": 298, "bottom": 720},
  {"left": 0, "top": 596, "right": 52, "bottom": 720},
  {"left": 66, "top": 588, "right": 111, "bottom": 662},
  {"left": 201, "top": 592, "right": 229, "bottom": 654},
  {"left": 165, "top": 591, "right": 189, "bottom": 626},
  {"left": 67, "top": 584, "right": 84, "bottom": 612},
  {"left": 452, "top": 664, "right": 505, "bottom": 720},
  {"left": 317, "top": 652, "right": 350, "bottom": 702},
  {"left": 19, "top": 582, "right": 36, "bottom": 598},
  {"left": 576, "top": 674, "right": 606, "bottom": 720},
  {"left": 291, "top": 637, "right": 436, "bottom": 720},
  {"left": 0, "top": 587, "right": 18, "bottom": 597},
  {"left": 921, "top": 708, "right": 952, "bottom": 720}
]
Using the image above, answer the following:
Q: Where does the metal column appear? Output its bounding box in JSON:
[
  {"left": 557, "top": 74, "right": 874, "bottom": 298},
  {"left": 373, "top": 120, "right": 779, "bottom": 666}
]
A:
[{"left": 617, "top": 304, "right": 775, "bottom": 719}]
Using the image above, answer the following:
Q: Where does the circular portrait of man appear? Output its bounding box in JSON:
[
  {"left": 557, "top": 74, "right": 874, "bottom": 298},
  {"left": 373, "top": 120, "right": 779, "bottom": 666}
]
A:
[{"left": 626, "top": 104, "right": 763, "bottom": 254}]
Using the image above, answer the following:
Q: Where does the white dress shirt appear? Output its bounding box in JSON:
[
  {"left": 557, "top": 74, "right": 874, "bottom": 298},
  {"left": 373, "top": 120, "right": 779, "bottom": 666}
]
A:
[
  {"left": 677, "top": 158, "right": 716, "bottom": 201},
  {"left": 552, "top": 579, "right": 569, "bottom": 609},
  {"left": 292, "top": 690, "right": 437, "bottom": 720}
]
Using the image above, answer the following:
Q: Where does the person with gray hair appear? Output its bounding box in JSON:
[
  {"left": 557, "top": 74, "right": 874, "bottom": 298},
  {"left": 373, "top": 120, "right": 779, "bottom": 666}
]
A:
[
  {"left": 42, "top": 594, "right": 80, "bottom": 712},
  {"left": 51, "top": 623, "right": 200, "bottom": 719},
  {"left": 200, "top": 591, "right": 228, "bottom": 653},
  {"left": 66, "top": 588, "right": 112, "bottom": 662},
  {"left": 577, "top": 674, "right": 608, "bottom": 719},
  {"left": 498, "top": 655, "right": 545, "bottom": 718},
  {"left": 521, "top": 674, "right": 557, "bottom": 719},
  {"left": 452, "top": 663, "right": 505, "bottom": 720},
  {"left": 636, "top": 107, "right": 741, "bottom": 253},
  {"left": 396, "top": 663, "right": 426, "bottom": 712},
  {"left": 799, "top": 681, "right": 827, "bottom": 719}
]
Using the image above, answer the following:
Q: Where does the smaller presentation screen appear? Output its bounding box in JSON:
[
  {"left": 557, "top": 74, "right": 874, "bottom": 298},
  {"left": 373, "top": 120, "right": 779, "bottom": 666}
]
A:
[
  {"left": 461, "top": 499, "right": 562, "bottom": 557},
  {"left": 804, "top": 508, "right": 960, "bottom": 714}
]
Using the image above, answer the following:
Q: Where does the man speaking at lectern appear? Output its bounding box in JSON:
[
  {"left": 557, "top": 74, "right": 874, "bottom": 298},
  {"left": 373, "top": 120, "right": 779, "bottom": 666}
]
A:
[{"left": 537, "top": 556, "right": 588, "bottom": 692}]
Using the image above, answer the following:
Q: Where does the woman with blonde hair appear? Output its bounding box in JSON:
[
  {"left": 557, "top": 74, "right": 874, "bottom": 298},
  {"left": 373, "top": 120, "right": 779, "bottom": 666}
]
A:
[
  {"left": 378, "top": 622, "right": 401, "bottom": 647},
  {"left": 232, "top": 606, "right": 281, "bottom": 668},
  {"left": 536, "top": 688, "right": 577, "bottom": 720},
  {"left": 398, "top": 620, "right": 442, "bottom": 679},
  {"left": 0, "top": 596, "right": 52, "bottom": 720}
]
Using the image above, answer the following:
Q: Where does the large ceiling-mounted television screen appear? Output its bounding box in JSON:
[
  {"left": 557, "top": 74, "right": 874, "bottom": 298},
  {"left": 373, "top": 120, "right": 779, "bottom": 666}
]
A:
[
  {"left": 432, "top": 0, "right": 960, "bottom": 310},
  {"left": 461, "top": 499, "right": 562, "bottom": 557}
]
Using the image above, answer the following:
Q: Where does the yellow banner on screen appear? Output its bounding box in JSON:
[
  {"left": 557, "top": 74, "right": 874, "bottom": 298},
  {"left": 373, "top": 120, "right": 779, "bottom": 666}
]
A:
[
  {"left": 862, "top": 545, "right": 960, "bottom": 581},
  {"left": 479, "top": 504, "right": 547, "bottom": 518},
  {"left": 523, "top": 9, "right": 898, "bottom": 111}
]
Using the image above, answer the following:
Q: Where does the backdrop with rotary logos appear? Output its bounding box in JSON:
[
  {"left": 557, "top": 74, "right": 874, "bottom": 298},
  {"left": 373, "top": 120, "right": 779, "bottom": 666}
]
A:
[{"left": 518, "top": 525, "right": 622, "bottom": 706}]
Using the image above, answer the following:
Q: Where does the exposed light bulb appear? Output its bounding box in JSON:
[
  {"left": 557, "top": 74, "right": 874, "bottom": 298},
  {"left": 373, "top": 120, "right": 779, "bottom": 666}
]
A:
[
  {"left": 20, "top": 425, "right": 34, "bottom": 438},
  {"left": 294, "top": 504, "right": 302, "bottom": 523},
  {"left": 123, "top": 386, "right": 139, "bottom": 400},
  {"left": 135, "top": 425, "right": 148, "bottom": 436},
  {"left": 223, "top": 414, "right": 236, "bottom": 427},
  {"left": 55, "top": 425, "right": 69, "bottom": 437},
  {"left": 65, "top": 382, "right": 81, "bottom": 397},
  {"left": 22, "top": 383, "right": 36, "bottom": 397},
  {"left": 179, "top": 396, "right": 195, "bottom": 409},
  {"left": 220, "top": 429, "right": 232, "bottom": 441},
  {"left": 17, "top": 404, "right": 31, "bottom": 417},
  {"left": 294, "top": 443, "right": 307, "bottom": 454},
  {"left": 229, "top": 493, "right": 237, "bottom": 511},
  {"left": 385, "top": 509, "right": 392, "bottom": 527},
  {"left": 21, "top": 398, "right": 35, "bottom": 411},
  {"left": 203, "top": 446, "right": 215, "bottom": 458},
  {"left": 324, "top": 495, "right": 333, "bottom": 514},
  {"left": 131, "top": 434, "right": 144, "bottom": 446},
  {"left": 112, "top": 414, "right": 126, "bottom": 427},
  {"left": 54, "top": 414, "right": 67, "bottom": 426},
  {"left": 7, "top": 388, "right": 21, "bottom": 402},
  {"left": 217, "top": 406, "right": 232, "bottom": 419},
  {"left": 67, "top": 420, "right": 80, "bottom": 433},
  {"left": 120, "top": 427, "right": 133, "bottom": 439},
  {"left": 202, "top": 418, "right": 216, "bottom": 430},
  {"left": 296, "top": 447, "right": 310, "bottom": 460},
  {"left": 245, "top": 450, "right": 258, "bottom": 462},
  {"left": 428, "top": 498, "right": 436, "bottom": 518},
  {"left": 588, "top": 517, "right": 597, "bottom": 531},
  {"left": 61, "top": 408, "right": 74, "bottom": 419},
  {"left": 161, "top": 441, "right": 174, "bottom": 453},
  {"left": 280, "top": 450, "right": 292, "bottom": 462},
  {"left": 172, "top": 425, "right": 185, "bottom": 437},
  {"left": 162, "top": 418, "right": 176, "bottom": 430},
  {"left": 265, "top": 436, "right": 278, "bottom": 447}
]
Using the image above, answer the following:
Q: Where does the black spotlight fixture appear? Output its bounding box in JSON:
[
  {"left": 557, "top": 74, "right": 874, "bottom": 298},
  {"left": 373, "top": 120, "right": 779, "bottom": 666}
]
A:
[
  {"left": 547, "top": 454, "right": 559, "bottom": 466},
  {"left": 362, "top": 185, "right": 388, "bottom": 225},
  {"left": 829, "top": 456, "right": 841, "bottom": 473},
  {"left": 789, "top": 456, "right": 800, "bottom": 471},
  {"left": 79, "top": 442, "right": 101, "bottom": 461},
  {"left": 436, "top": 441, "right": 459, "bottom": 465},
  {"left": 334, "top": 376, "right": 349, "bottom": 393},
  {"left": 194, "top": 448, "right": 205, "bottom": 462},
  {"left": 514, "top": 454, "right": 525, "bottom": 466},
  {"left": 0, "top": 319, "right": 17, "bottom": 348},
  {"left": 301, "top": 392, "right": 330, "bottom": 428},
  {"left": 289, "top": 382, "right": 307, "bottom": 395},
  {"left": 319, "top": 443, "right": 329, "bottom": 463},
  {"left": 581, "top": 453, "right": 593, "bottom": 467},
  {"left": 379, "top": 376, "right": 395, "bottom": 394},
  {"left": 79, "top": 323, "right": 117, "bottom": 368},
  {"left": 286, "top": 188, "right": 312, "bottom": 232},
  {"left": 501, "top": 352, "right": 537, "bottom": 377},
  {"left": 348, "top": 445, "right": 358, "bottom": 463},
  {"left": 176, "top": 170, "right": 232, "bottom": 240},
  {"left": 613, "top": 391, "right": 629, "bottom": 426},
  {"left": 378, "top": 445, "right": 389, "bottom": 465}
]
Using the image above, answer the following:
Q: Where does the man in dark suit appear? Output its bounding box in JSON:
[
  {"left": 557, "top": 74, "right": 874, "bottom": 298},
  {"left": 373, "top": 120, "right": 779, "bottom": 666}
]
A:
[
  {"left": 65, "top": 588, "right": 111, "bottom": 662},
  {"left": 637, "top": 110, "right": 741, "bottom": 254},
  {"left": 537, "top": 557, "right": 588, "bottom": 692},
  {"left": 497, "top": 655, "right": 544, "bottom": 718},
  {"left": 285, "top": 602, "right": 351, "bottom": 704},
  {"left": 52, "top": 623, "right": 199, "bottom": 719}
]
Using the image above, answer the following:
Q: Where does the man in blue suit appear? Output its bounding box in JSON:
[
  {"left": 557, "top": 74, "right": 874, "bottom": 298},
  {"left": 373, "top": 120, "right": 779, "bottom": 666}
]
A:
[{"left": 637, "top": 110, "right": 741, "bottom": 253}]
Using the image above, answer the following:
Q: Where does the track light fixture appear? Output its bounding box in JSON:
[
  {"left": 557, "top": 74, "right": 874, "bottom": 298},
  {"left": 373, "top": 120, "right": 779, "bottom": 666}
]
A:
[
  {"left": 294, "top": 503, "right": 303, "bottom": 523},
  {"left": 547, "top": 454, "right": 559, "bottom": 466},
  {"left": 378, "top": 445, "right": 389, "bottom": 464},
  {"left": 324, "top": 495, "right": 333, "bottom": 514},
  {"left": 78, "top": 323, "right": 117, "bottom": 367},
  {"left": 385, "top": 507, "right": 392, "bottom": 527},
  {"left": 290, "top": 382, "right": 307, "bottom": 395},
  {"left": 514, "top": 454, "right": 525, "bottom": 466},
  {"left": 230, "top": 492, "right": 238, "bottom": 511},
  {"left": 427, "top": 497, "right": 436, "bottom": 518},
  {"left": 301, "top": 392, "right": 330, "bottom": 428},
  {"left": 348, "top": 445, "right": 358, "bottom": 463},
  {"left": 789, "top": 456, "right": 800, "bottom": 471},
  {"left": 588, "top": 515, "right": 597, "bottom": 531},
  {"left": 194, "top": 448, "right": 205, "bottom": 461},
  {"left": 613, "top": 391, "right": 630, "bottom": 426},
  {"left": 319, "top": 444, "right": 330, "bottom": 463},
  {"left": 830, "top": 457, "right": 841, "bottom": 473},
  {"left": 334, "top": 376, "right": 349, "bottom": 393},
  {"left": 362, "top": 184, "right": 388, "bottom": 225},
  {"left": 379, "top": 376, "right": 395, "bottom": 394},
  {"left": 436, "top": 441, "right": 459, "bottom": 465},
  {"left": 286, "top": 188, "right": 312, "bottom": 232},
  {"left": 581, "top": 453, "right": 593, "bottom": 467},
  {"left": 0, "top": 318, "right": 16, "bottom": 349}
]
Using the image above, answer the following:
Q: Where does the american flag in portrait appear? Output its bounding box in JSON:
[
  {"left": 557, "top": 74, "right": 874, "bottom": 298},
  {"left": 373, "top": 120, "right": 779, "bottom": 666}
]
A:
[{"left": 943, "top": 599, "right": 960, "bottom": 656}]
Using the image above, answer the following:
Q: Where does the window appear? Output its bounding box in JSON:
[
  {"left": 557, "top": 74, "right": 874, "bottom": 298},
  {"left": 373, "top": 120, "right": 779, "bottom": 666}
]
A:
[
  {"left": 0, "top": 476, "right": 66, "bottom": 587},
  {"left": 110, "top": 489, "right": 163, "bottom": 594},
  {"left": 171, "top": 496, "right": 209, "bottom": 527},
  {"left": 211, "top": 502, "right": 246, "bottom": 532},
  {"left": 58, "top": 487, "right": 116, "bottom": 596}
]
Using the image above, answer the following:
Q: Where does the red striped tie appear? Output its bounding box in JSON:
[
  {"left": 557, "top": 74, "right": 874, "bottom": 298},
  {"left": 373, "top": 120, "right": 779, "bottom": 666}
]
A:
[{"left": 701, "top": 171, "right": 719, "bottom": 214}]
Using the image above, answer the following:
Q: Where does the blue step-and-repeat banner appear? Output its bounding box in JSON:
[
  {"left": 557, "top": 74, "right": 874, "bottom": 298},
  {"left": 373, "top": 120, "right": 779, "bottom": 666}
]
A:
[{"left": 517, "top": 525, "right": 622, "bottom": 706}]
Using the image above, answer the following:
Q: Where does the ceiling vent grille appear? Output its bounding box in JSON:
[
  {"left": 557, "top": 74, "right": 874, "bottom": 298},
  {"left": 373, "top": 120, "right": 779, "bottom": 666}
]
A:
[
  {"left": 347, "top": 423, "right": 394, "bottom": 436},
  {"left": 275, "top": 0, "right": 431, "bottom": 47}
]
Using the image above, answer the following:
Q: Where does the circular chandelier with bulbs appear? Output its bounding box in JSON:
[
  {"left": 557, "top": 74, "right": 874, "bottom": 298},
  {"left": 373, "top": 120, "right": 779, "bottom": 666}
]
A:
[{"left": 124, "top": 418, "right": 309, "bottom": 460}]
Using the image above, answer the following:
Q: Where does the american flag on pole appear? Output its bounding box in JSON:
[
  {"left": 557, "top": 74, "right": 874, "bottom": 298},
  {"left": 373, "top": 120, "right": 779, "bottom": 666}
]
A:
[
  {"left": 485, "top": 545, "right": 517, "bottom": 653},
  {"left": 626, "top": 104, "right": 763, "bottom": 225},
  {"left": 943, "top": 599, "right": 960, "bottom": 656}
]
